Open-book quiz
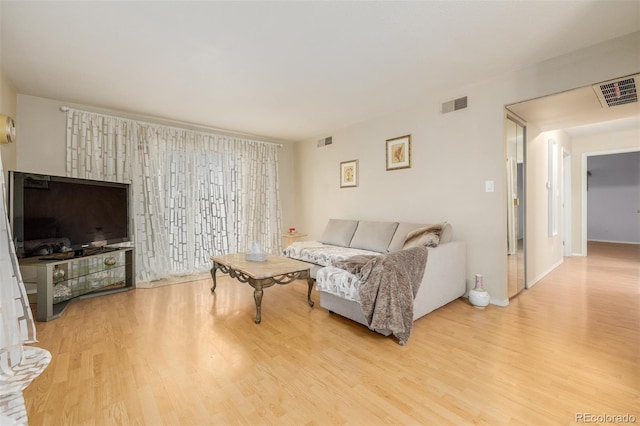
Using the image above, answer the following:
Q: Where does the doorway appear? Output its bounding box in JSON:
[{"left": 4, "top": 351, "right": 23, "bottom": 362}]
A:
[
  {"left": 585, "top": 150, "right": 640, "bottom": 249},
  {"left": 506, "top": 115, "right": 526, "bottom": 298}
]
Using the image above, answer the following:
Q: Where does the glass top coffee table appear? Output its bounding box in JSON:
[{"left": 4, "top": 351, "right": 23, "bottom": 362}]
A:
[{"left": 210, "top": 253, "right": 315, "bottom": 324}]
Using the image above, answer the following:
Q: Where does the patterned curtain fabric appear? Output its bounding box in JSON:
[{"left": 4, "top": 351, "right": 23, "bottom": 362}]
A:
[
  {"left": 0, "top": 153, "right": 52, "bottom": 425},
  {"left": 0, "top": 155, "right": 37, "bottom": 366},
  {"left": 65, "top": 109, "right": 282, "bottom": 282}
]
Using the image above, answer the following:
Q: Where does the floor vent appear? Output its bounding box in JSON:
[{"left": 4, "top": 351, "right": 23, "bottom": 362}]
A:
[
  {"left": 442, "top": 96, "right": 468, "bottom": 114},
  {"left": 594, "top": 75, "right": 638, "bottom": 108},
  {"left": 317, "top": 136, "right": 333, "bottom": 147}
]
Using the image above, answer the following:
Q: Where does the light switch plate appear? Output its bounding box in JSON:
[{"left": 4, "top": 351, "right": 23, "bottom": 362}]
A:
[{"left": 485, "top": 180, "right": 494, "bottom": 192}]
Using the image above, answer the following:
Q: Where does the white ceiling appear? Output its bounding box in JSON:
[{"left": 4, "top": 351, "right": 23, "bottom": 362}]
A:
[{"left": 1, "top": 1, "right": 639, "bottom": 142}]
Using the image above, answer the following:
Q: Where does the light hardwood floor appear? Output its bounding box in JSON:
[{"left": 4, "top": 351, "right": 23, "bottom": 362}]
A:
[{"left": 24, "top": 242, "right": 639, "bottom": 425}]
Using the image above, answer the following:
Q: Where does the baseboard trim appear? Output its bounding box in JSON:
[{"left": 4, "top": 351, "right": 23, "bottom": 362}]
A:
[
  {"left": 527, "top": 258, "right": 564, "bottom": 289},
  {"left": 587, "top": 239, "right": 640, "bottom": 245},
  {"left": 490, "top": 298, "right": 509, "bottom": 307},
  {"left": 137, "top": 272, "right": 211, "bottom": 288}
]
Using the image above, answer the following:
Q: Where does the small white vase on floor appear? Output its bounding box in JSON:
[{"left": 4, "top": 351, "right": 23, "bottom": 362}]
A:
[{"left": 469, "top": 274, "right": 490, "bottom": 308}]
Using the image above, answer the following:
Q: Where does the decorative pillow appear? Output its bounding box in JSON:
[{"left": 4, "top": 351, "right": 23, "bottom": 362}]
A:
[
  {"left": 349, "top": 221, "right": 399, "bottom": 253},
  {"left": 402, "top": 224, "right": 444, "bottom": 249},
  {"left": 319, "top": 219, "right": 359, "bottom": 247}
]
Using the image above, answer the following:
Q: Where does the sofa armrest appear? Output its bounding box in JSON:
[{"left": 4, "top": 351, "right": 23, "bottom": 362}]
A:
[{"left": 413, "top": 241, "right": 466, "bottom": 319}]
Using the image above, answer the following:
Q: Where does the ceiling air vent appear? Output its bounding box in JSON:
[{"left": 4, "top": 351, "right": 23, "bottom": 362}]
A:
[
  {"left": 593, "top": 75, "right": 638, "bottom": 108},
  {"left": 442, "top": 96, "right": 468, "bottom": 114},
  {"left": 317, "top": 136, "right": 333, "bottom": 147}
]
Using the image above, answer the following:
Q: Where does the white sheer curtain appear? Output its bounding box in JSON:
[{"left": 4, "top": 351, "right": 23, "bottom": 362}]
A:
[
  {"left": 0, "top": 150, "right": 51, "bottom": 424},
  {"left": 0, "top": 160, "right": 37, "bottom": 364},
  {"left": 65, "top": 109, "right": 282, "bottom": 282}
]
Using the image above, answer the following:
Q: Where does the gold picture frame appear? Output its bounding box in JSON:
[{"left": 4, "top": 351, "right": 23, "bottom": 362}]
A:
[
  {"left": 386, "top": 134, "right": 411, "bottom": 170},
  {"left": 340, "top": 159, "right": 358, "bottom": 188}
]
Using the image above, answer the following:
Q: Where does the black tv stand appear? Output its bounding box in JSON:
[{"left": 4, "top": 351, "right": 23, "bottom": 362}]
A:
[
  {"left": 38, "top": 252, "right": 74, "bottom": 261},
  {"left": 38, "top": 246, "right": 120, "bottom": 261},
  {"left": 76, "top": 246, "right": 119, "bottom": 257}
]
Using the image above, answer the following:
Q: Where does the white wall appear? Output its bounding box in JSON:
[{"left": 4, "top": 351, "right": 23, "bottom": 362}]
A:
[
  {"left": 294, "top": 32, "right": 640, "bottom": 305},
  {"left": 571, "top": 127, "right": 640, "bottom": 254},
  {"left": 587, "top": 152, "right": 640, "bottom": 244},
  {"left": 14, "top": 94, "right": 298, "bottom": 234},
  {"left": 525, "top": 128, "right": 571, "bottom": 286},
  {"left": 0, "top": 71, "right": 17, "bottom": 175},
  {"left": 15, "top": 95, "right": 66, "bottom": 176}
]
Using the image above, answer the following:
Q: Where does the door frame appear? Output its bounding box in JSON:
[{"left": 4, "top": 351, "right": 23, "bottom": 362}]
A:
[
  {"left": 563, "top": 149, "right": 572, "bottom": 256},
  {"left": 505, "top": 113, "right": 527, "bottom": 295}
]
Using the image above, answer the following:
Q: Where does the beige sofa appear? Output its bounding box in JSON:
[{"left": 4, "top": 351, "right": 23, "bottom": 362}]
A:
[{"left": 283, "top": 219, "right": 466, "bottom": 337}]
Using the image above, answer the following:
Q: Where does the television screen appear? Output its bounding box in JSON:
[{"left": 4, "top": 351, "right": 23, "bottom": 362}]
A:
[{"left": 8, "top": 172, "right": 130, "bottom": 258}]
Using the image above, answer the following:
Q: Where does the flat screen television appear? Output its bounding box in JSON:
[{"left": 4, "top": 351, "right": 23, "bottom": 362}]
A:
[{"left": 8, "top": 171, "right": 131, "bottom": 258}]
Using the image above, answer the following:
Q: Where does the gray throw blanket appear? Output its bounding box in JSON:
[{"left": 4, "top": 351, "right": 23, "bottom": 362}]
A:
[{"left": 333, "top": 246, "right": 429, "bottom": 345}]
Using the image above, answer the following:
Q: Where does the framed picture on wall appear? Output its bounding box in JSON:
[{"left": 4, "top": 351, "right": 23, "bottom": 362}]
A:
[
  {"left": 386, "top": 134, "right": 411, "bottom": 170},
  {"left": 340, "top": 160, "right": 358, "bottom": 188}
]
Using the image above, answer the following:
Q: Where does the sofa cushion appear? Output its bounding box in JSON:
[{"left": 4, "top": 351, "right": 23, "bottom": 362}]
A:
[
  {"left": 283, "top": 241, "right": 380, "bottom": 268},
  {"left": 319, "top": 219, "right": 359, "bottom": 247},
  {"left": 402, "top": 224, "right": 444, "bottom": 248},
  {"left": 316, "top": 266, "right": 362, "bottom": 302},
  {"left": 349, "top": 221, "right": 399, "bottom": 253}
]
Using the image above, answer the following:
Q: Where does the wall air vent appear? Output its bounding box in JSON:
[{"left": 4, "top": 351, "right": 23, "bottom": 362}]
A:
[
  {"left": 593, "top": 75, "right": 638, "bottom": 108},
  {"left": 317, "top": 136, "right": 333, "bottom": 147},
  {"left": 442, "top": 96, "right": 468, "bottom": 114}
]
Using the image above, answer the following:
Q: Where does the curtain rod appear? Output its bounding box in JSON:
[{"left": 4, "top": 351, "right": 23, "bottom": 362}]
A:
[{"left": 59, "top": 105, "right": 284, "bottom": 148}]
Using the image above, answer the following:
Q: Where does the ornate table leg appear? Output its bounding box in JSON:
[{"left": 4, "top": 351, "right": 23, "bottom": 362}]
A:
[
  {"left": 253, "top": 280, "right": 263, "bottom": 324},
  {"left": 210, "top": 262, "right": 218, "bottom": 292},
  {"left": 306, "top": 277, "right": 315, "bottom": 307}
]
